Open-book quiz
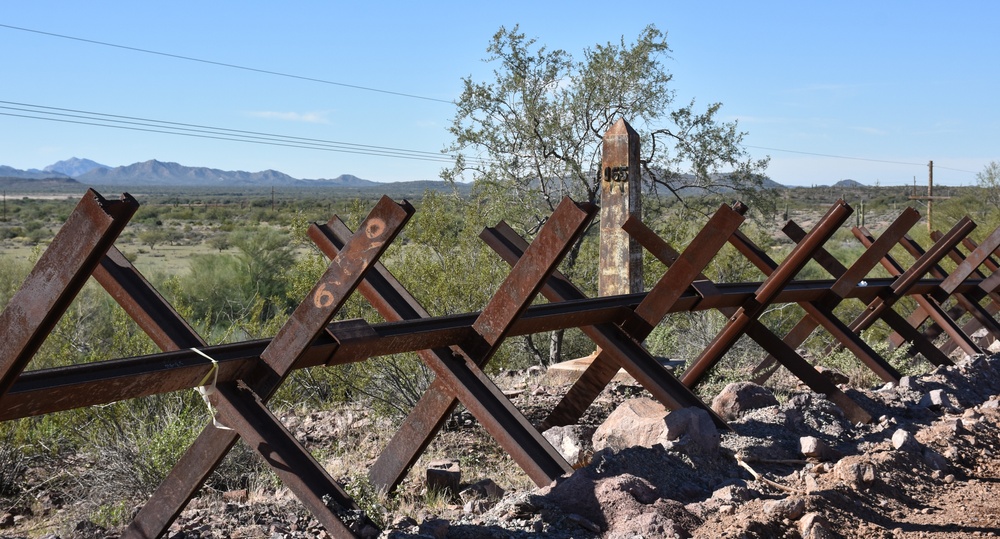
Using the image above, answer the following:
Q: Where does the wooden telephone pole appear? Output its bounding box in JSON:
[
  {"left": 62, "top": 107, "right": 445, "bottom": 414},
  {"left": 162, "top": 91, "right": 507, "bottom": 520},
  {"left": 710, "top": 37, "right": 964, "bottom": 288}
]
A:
[{"left": 908, "top": 160, "right": 950, "bottom": 233}]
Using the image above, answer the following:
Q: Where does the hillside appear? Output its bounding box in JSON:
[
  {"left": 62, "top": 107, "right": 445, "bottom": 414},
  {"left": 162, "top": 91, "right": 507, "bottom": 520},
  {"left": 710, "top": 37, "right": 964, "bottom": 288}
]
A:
[
  {"left": 0, "top": 176, "right": 82, "bottom": 189},
  {"left": 75, "top": 159, "right": 380, "bottom": 188},
  {"left": 0, "top": 165, "right": 70, "bottom": 180},
  {"left": 44, "top": 157, "right": 108, "bottom": 177}
]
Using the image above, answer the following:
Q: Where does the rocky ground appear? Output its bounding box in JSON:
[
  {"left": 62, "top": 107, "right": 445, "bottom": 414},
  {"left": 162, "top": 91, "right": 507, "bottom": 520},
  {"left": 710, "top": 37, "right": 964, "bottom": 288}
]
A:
[{"left": 5, "top": 353, "right": 1000, "bottom": 538}]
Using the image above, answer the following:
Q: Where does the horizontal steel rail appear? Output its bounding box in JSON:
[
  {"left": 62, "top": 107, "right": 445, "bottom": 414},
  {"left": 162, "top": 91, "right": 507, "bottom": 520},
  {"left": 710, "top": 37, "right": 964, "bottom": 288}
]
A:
[
  {"left": 0, "top": 277, "right": 984, "bottom": 421},
  {"left": 5, "top": 185, "right": 1000, "bottom": 538}
]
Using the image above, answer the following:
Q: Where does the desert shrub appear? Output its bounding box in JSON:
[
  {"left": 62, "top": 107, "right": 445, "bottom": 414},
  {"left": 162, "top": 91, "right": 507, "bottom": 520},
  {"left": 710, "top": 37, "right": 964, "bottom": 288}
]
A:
[
  {"left": 73, "top": 391, "right": 272, "bottom": 513},
  {"left": 0, "top": 257, "right": 30, "bottom": 309},
  {"left": 81, "top": 393, "right": 206, "bottom": 498},
  {"left": 0, "top": 426, "right": 26, "bottom": 497},
  {"left": 816, "top": 328, "right": 923, "bottom": 390}
]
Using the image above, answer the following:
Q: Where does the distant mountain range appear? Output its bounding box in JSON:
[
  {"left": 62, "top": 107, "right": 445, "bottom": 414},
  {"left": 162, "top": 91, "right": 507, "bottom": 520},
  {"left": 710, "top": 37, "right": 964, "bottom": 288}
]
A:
[
  {"left": 45, "top": 157, "right": 107, "bottom": 178},
  {"left": 832, "top": 179, "right": 864, "bottom": 188},
  {"left": 0, "top": 157, "right": 818, "bottom": 191},
  {"left": 0, "top": 158, "right": 382, "bottom": 188}
]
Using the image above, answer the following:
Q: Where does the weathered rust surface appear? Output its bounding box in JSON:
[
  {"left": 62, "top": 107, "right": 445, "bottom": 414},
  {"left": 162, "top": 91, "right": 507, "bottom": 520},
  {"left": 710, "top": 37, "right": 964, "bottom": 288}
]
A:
[
  {"left": 1, "top": 275, "right": 991, "bottom": 423},
  {"left": 751, "top": 215, "right": 911, "bottom": 381},
  {"left": 0, "top": 190, "right": 138, "bottom": 397},
  {"left": 482, "top": 202, "right": 746, "bottom": 430},
  {"left": 8, "top": 186, "right": 1000, "bottom": 539},
  {"left": 625, "top": 215, "right": 872, "bottom": 424},
  {"left": 310, "top": 201, "right": 591, "bottom": 492},
  {"left": 782, "top": 219, "right": 953, "bottom": 368},
  {"left": 749, "top": 209, "right": 953, "bottom": 377},
  {"left": 93, "top": 246, "right": 206, "bottom": 351},
  {"left": 847, "top": 218, "right": 975, "bottom": 335},
  {"left": 682, "top": 200, "right": 854, "bottom": 387},
  {"left": 886, "top": 233, "right": 991, "bottom": 354},
  {"left": 377, "top": 197, "right": 594, "bottom": 489},
  {"left": 212, "top": 383, "right": 364, "bottom": 537},
  {"left": 932, "top": 234, "right": 1000, "bottom": 353},
  {"left": 125, "top": 196, "right": 413, "bottom": 539}
]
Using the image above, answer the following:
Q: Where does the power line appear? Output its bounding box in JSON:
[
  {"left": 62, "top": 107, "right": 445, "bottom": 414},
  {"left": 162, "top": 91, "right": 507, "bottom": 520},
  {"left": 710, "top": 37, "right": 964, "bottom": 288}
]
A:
[
  {"left": 1, "top": 24, "right": 987, "bottom": 179},
  {"left": 743, "top": 144, "right": 978, "bottom": 174},
  {"left": 0, "top": 100, "right": 476, "bottom": 162},
  {"left": 0, "top": 101, "right": 488, "bottom": 166},
  {"left": 0, "top": 23, "right": 455, "bottom": 105}
]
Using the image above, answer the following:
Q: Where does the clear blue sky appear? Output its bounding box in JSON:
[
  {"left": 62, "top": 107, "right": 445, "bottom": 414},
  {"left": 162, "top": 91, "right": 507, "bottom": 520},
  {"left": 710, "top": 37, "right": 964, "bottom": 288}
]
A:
[{"left": 1, "top": 1, "right": 996, "bottom": 187}]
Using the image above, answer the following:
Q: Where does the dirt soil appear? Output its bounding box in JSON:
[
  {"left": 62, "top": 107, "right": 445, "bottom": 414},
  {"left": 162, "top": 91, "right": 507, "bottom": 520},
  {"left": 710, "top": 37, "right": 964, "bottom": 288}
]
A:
[
  {"left": 5, "top": 353, "right": 1000, "bottom": 539},
  {"left": 392, "top": 353, "right": 1000, "bottom": 539}
]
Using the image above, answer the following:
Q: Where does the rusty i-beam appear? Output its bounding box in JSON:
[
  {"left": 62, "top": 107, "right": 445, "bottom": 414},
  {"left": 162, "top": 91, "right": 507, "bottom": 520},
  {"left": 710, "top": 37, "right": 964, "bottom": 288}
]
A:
[
  {"left": 6, "top": 183, "right": 1000, "bottom": 537},
  {"left": 681, "top": 200, "right": 856, "bottom": 387},
  {"left": 942, "top": 234, "right": 1000, "bottom": 323},
  {"left": 126, "top": 196, "right": 414, "bottom": 538},
  {"left": 622, "top": 216, "right": 872, "bottom": 424},
  {"left": 0, "top": 190, "right": 138, "bottom": 396},
  {"left": 750, "top": 208, "right": 925, "bottom": 384},
  {"left": 884, "top": 229, "right": 1000, "bottom": 355},
  {"left": 730, "top": 217, "right": 908, "bottom": 385},
  {"left": 482, "top": 201, "right": 747, "bottom": 431},
  {"left": 929, "top": 233, "right": 1000, "bottom": 353},
  {"left": 309, "top": 197, "right": 596, "bottom": 492},
  {"left": 843, "top": 217, "right": 976, "bottom": 340},
  {"left": 11, "top": 267, "right": 987, "bottom": 424}
]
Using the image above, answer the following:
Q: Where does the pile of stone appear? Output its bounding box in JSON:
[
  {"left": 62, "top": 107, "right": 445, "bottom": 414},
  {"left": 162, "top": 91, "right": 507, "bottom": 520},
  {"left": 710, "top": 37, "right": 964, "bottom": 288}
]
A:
[{"left": 380, "top": 353, "right": 1000, "bottom": 538}]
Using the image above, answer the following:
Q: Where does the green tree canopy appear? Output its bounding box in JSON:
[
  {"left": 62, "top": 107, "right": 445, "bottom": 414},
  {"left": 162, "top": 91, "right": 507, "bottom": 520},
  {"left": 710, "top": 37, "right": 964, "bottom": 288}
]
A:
[
  {"left": 443, "top": 25, "right": 774, "bottom": 219},
  {"left": 976, "top": 160, "right": 1000, "bottom": 212}
]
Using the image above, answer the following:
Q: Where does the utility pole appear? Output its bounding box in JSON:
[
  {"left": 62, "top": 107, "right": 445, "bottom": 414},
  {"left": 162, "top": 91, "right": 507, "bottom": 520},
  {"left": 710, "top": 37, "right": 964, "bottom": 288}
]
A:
[{"left": 908, "top": 160, "right": 950, "bottom": 233}]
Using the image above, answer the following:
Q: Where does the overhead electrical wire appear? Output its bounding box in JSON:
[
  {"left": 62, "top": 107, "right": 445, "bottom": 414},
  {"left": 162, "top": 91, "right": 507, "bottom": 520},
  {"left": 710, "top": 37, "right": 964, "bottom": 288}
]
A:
[
  {"left": 0, "top": 23, "right": 455, "bottom": 105},
  {"left": 0, "top": 101, "right": 487, "bottom": 166},
  {"left": 741, "top": 145, "right": 978, "bottom": 175},
  {"left": 2, "top": 23, "right": 980, "bottom": 178}
]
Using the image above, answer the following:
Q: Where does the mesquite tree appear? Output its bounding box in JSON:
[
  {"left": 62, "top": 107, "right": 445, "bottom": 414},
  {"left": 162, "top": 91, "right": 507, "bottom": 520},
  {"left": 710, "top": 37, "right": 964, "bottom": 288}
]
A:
[
  {"left": 442, "top": 25, "right": 773, "bottom": 364},
  {"left": 443, "top": 25, "right": 773, "bottom": 219}
]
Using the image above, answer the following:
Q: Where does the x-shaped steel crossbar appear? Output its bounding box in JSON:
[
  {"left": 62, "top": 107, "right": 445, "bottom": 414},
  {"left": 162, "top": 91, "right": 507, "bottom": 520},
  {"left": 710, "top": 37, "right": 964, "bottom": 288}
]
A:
[{"left": 6, "top": 188, "right": 1000, "bottom": 538}]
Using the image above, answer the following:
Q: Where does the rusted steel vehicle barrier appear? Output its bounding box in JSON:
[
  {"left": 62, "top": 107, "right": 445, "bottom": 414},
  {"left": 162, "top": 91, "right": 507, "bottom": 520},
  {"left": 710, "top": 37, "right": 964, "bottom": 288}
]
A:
[{"left": 4, "top": 141, "right": 1000, "bottom": 539}]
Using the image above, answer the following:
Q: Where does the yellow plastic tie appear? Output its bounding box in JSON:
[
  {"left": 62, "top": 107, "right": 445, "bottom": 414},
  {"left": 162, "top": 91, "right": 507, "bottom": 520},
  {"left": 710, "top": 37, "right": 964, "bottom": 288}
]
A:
[{"left": 190, "top": 347, "right": 233, "bottom": 431}]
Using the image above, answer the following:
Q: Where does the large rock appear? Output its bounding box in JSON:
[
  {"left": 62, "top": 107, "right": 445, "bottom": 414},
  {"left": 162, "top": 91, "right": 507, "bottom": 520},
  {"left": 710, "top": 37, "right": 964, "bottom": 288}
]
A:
[
  {"left": 592, "top": 398, "right": 720, "bottom": 454},
  {"left": 891, "top": 429, "right": 919, "bottom": 452},
  {"left": 542, "top": 425, "right": 591, "bottom": 468},
  {"left": 711, "top": 382, "right": 779, "bottom": 421},
  {"left": 800, "top": 436, "right": 840, "bottom": 461},
  {"left": 592, "top": 398, "right": 669, "bottom": 451},
  {"left": 664, "top": 407, "right": 721, "bottom": 453}
]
